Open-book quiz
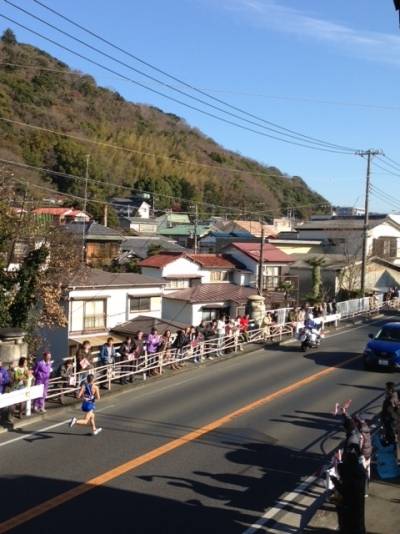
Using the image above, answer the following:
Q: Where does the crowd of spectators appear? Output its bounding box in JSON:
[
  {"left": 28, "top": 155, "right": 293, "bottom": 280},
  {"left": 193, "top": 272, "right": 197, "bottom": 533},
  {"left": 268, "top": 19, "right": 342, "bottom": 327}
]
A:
[
  {"left": 0, "top": 314, "right": 259, "bottom": 422},
  {"left": 0, "top": 352, "right": 53, "bottom": 422}
]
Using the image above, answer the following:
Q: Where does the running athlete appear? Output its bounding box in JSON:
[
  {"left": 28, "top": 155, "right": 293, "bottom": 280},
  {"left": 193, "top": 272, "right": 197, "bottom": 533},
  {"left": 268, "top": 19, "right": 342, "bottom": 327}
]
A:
[{"left": 68, "top": 374, "right": 102, "bottom": 435}]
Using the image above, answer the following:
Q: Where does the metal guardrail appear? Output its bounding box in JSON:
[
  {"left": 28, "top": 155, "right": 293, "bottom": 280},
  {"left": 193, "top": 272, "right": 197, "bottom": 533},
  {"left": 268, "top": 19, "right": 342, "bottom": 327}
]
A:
[
  {"left": 3, "top": 295, "right": 399, "bottom": 412},
  {"left": 44, "top": 325, "right": 294, "bottom": 402}
]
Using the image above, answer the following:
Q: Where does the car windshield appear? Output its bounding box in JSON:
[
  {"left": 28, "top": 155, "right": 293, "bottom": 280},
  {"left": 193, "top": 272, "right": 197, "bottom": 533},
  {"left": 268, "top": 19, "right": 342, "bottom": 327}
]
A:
[{"left": 375, "top": 327, "right": 400, "bottom": 342}]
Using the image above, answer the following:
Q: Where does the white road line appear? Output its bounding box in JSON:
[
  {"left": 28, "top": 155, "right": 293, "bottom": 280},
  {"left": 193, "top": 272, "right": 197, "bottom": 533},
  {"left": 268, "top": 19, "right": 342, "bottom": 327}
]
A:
[
  {"left": 242, "top": 475, "right": 317, "bottom": 533},
  {"left": 0, "top": 419, "right": 70, "bottom": 448}
]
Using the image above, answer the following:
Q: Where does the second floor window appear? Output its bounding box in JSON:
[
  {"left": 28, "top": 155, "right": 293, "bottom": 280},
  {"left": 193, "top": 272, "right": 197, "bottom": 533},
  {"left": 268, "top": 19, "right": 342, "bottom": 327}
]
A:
[
  {"left": 129, "top": 296, "right": 151, "bottom": 312},
  {"left": 83, "top": 299, "right": 106, "bottom": 330},
  {"left": 263, "top": 266, "right": 281, "bottom": 289},
  {"left": 210, "top": 270, "right": 229, "bottom": 282},
  {"left": 166, "top": 279, "right": 190, "bottom": 289},
  {"left": 372, "top": 237, "right": 397, "bottom": 258}
]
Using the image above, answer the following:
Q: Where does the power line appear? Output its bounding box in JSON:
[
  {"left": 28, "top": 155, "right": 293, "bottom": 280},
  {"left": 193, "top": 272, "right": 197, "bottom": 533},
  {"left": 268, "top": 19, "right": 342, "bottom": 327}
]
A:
[
  {"left": 382, "top": 154, "right": 400, "bottom": 170},
  {"left": 370, "top": 186, "right": 400, "bottom": 212},
  {"left": 0, "top": 115, "right": 341, "bottom": 188},
  {"left": 372, "top": 159, "right": 400, "bottom": 179},
  {"left": 4, "top": 61, "right": 398, "bottom": 113},
  {"left": 30, "top": 0, "right": 358, "bottom": 153},
  {"left": 376, "top": 155, "right": 400, "bottom": 173},
  {"left": 0, "top": 158, "right": 331, "bottom": 216},
  {"left": 0, "top": 4, "right": 355, "bottom": 154}
]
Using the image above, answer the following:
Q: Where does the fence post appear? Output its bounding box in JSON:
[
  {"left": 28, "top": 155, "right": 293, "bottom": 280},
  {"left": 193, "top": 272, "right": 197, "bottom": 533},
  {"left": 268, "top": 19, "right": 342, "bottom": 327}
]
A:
[
  {"left": 159, "top": 351, "right": 163, "bottom": 375},
  {"left": 25, "top": 374, "right": 34, "bottom": 417},
  {"left": 108, "top": 364, "right": 112, "bottom": 390},
  {"left": 143, "top": 351, "right": 148, "bottom": 381}
]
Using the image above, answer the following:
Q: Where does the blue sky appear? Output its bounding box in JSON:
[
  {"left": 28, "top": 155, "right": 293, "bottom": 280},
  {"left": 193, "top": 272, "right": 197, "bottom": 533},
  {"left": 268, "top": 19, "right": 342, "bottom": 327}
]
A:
[{"left": 1, "top": 0, "right": 399, "bottom": 212}]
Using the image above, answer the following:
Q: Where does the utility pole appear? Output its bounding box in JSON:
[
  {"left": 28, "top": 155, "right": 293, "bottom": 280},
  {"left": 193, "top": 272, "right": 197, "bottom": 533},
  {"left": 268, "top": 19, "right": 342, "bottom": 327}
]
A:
[
  {"left": 103, "top": 203, "right": 108, "bottom": 227},
  {"left": 193, "top": 203, "right": 199, "bottom": 254},
  {"left": 82, "top": 154, "right": 90, "bottom": 263},
  {"left": 258, "top": 222, "right": 265, "bottom": 295},
  {"left": 356, "top": 149, "right": 383, "bottom": 296}
]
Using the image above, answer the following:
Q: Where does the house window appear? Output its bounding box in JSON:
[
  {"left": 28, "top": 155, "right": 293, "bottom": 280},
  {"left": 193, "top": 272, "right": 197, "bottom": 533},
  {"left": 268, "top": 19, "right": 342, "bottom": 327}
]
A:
[
  {"left": 129, "top": 296, "right": 151, "bottom": 312},
  {"left": 263, "top": 266, "right": 281, "bottom": 289},
  {"left": 83, "top": 300, "right": 106, "bottom": 330},
  {"left": 372, "top": 237, "right": 397, "bottom": 259},
  {"left": 201, "top": 307, "right": 229, "bottom": 322},
  {"left": 210, "top": 270, "right": 230, "bottom": 282},
  {"left": 166, "top": 279, "right": 190, "bottom": 289}
]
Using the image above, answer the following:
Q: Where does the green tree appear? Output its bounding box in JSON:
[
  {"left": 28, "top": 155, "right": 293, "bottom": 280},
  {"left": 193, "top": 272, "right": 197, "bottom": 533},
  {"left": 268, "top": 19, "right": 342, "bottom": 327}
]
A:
[
  {"left": 1, "top": 28, "right": 17, "bottom": 45},
  {"left": 306, "top": 256, "right": 326, "bottom": 303}
]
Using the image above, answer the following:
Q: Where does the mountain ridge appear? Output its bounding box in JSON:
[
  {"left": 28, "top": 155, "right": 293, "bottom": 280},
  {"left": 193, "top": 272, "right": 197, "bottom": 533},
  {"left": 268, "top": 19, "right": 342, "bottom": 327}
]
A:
[{"left": 0, "top": 31, "right": 329, "bottom": 218}]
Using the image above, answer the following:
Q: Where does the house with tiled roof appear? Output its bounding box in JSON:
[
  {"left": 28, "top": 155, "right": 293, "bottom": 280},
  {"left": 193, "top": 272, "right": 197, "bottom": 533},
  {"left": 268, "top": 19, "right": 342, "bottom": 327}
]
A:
[
  {"left": 162, "top": 283, "right": 257, "bottom": 325},
  {"left": 33, "top": 207, "right": 90, "bottom": 225},
  {"left": 158, "top": 224, "right": 213, "bottom": 248},
  {"left": 139, "top": 252, "right": 248, "bottom": 293},
  {"left": 39, "top": 267, "right": 165, "bottom": 360},
  {"left": 65, "top": 221, "right": 123, "bottom": 267},
  {"left": 222, "top": 242, "right": 296, "bottom": 296},
  {"left": 218, "top": 218, "right": 292, "bottom": 239}
]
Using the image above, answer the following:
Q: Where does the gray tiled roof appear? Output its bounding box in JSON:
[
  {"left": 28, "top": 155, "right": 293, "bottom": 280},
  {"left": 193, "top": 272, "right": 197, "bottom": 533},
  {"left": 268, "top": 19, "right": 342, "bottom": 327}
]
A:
[
  {"left": 121, "top": 237, "right": 187, "bottom": 259},
  {"left": 65, "top": 221, "right": 123, "bottom": 240},
  {"left": 296, "top": 218, "right": 384, "bottom": 231},
  {"left": 111, "top": 315, "right": 188, "bottom": 335},
  {"left": 68, "top": 268, "right": 164, "bottom": 288},
  {"left": 165, "top": 283, "right": 257, "bottom": 304}
]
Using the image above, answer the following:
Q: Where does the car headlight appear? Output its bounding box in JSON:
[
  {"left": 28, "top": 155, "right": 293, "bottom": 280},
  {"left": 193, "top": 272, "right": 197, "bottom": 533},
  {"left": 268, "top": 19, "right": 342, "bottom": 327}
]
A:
[
  {"left": 364, "top": 348, "right": 374, "bottom": 355},
  {"left": 395, "top": 349, "right": 400, "bottom": 358}
]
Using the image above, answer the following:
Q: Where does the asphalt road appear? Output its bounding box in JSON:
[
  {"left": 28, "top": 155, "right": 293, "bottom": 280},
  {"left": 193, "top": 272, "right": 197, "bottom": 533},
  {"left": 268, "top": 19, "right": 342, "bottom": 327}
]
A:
[{"left": 0, "top": 316, "right": 399, "bottom": 533}]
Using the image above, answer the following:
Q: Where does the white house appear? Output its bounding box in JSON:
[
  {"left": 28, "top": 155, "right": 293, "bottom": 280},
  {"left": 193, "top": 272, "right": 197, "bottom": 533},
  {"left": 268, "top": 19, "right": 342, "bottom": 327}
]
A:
[
  {"left": 119, "top": 217, "right": 158, "bottom": 235},
  {"left": 40, "top": 268, "right": 164, "bottom": 360},
  {"left": 296, "top": 214, "right": 400, "bottom": 263},
  {"left": 111, "top": 196, "right": 151, "bottom": 219},
  {"left": 139, "top": 252, "right": 247, "bottom": 293}
]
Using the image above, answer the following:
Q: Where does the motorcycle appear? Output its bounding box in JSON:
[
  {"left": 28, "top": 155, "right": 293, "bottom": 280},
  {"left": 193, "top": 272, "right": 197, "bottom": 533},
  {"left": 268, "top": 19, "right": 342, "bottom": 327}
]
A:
[{"left": 298, "top": 327, "right": 322, "bottom": 352}]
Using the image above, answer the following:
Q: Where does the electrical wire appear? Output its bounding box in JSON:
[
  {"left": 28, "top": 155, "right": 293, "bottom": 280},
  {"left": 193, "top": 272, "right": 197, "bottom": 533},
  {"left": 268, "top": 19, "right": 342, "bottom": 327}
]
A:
[
  {"left": 376, "top": 155, "right": 400, "bottom": 173},
  {"left": 30, "top": 0, "right": 359, "bottom": 153},
  {"left": 0, "top": 115, "right": 337, "bottom": 186},
  {"left": 0, "top": 4, "right": 356, "bottom": 154},
  {"left": 370, "top": 185, "right": 400, "bottom": 212},
  {"left": 372, "top": 160, "right": 400, "bottom": 179},
  {"left": 0, "top": 157, "right": 331, "bottom": 216},
  {"left": 3, "top": 61, "right": 398, "bottom": 113}
]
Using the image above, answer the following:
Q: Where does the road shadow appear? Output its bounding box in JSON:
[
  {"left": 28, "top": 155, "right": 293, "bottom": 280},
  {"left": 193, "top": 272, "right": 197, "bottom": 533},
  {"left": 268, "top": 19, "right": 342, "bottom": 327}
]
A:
[
  {"left": 303, "top": 351, "right": 363, "bottom": 371},
  {"left": 0, "top": 443, "right": 323, "bottom": 534}
]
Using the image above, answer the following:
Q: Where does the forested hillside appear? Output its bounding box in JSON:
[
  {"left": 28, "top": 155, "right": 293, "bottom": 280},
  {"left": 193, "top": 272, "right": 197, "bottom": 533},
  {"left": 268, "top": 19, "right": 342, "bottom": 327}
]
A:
[{"left": 0, "top": 31, "right": 328, "bottom": 218}]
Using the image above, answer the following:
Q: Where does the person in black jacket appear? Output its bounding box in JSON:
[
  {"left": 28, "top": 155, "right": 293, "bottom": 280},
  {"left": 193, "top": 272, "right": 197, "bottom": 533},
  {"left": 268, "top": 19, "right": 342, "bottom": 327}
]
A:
[
  {"left": 381, "top": 382, "right": 400, "bottom": 446},
  {"left": 172, "top": 330, "right": 188, "bottom": 367},
  {"left": 332, "top": 443, "right": 367, "bottom": 534}
]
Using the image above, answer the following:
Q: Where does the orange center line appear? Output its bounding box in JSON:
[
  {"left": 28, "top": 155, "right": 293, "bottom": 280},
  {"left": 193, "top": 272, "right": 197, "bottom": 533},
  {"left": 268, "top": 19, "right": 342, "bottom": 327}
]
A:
[{"left": 0, "top": 354, "right": 360, "bottom": 533}]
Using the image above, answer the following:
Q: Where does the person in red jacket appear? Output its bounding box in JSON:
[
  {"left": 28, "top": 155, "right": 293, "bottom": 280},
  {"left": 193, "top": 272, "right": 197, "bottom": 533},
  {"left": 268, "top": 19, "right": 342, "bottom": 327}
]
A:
[{"left": 239, "top": 314, "right": 250, "bottom": 343}]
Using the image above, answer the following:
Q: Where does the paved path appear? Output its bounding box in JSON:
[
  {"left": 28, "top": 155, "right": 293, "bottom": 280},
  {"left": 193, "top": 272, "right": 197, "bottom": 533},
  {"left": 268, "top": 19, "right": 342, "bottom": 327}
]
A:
[{"left": 0, "top": 316, "right": 398, "bottom": 533}]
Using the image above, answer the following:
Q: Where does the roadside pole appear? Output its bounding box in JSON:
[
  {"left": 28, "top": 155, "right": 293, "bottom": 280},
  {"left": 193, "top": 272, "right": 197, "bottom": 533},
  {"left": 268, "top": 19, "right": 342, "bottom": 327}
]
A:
[
  {"left": 356, "top": 149, "right": 383, "bottom": 296},
  {"left": 258, "top": 223, "right": 265, "bottom": 295}
]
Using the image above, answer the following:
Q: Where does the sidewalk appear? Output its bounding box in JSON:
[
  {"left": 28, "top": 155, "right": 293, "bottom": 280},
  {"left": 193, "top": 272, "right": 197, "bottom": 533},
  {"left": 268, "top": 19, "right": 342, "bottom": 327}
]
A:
[{"left": 305, "top": 476, "right": 400, "bottom": 533}]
